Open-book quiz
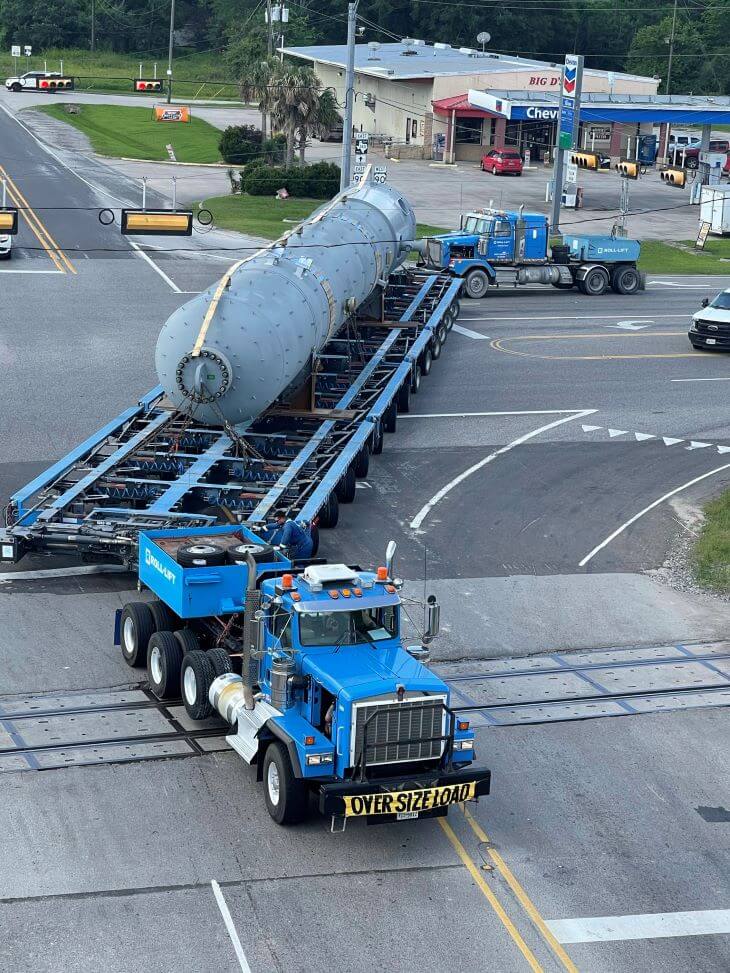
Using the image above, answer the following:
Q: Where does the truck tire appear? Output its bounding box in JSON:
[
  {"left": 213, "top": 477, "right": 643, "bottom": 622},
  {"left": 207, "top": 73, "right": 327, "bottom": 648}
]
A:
[
  {"left": 397, "top": 381, "right": 411, "bottom": 413},
  {"left": 147, "top": 631, "right": 183, "bottom": 699},
  {"left": 419, "top": 347, "right": 433, "bottom": 376},
  {"left": 228, "top": 542, "right": 274, "bottom": 564},
  {"left": 436, "top": 322, "right": 448, "bottom": 345},
  {"left": 336, "top": 465, "right": 356, "bottom": 503},
  {"left": 319, "top": 491, "right": 339, "bottom": 528},
  {"left": 177, "top": 543, "right": 226, "bottom": 567},
  {"left": 465, "top": 269, "right": 490, "bottom": 299},
  {"left": 431, "top": 335, "right": 442, "bottom": 360},
  {"left": 451, "top": 299, "right": 461, "bottom": 321},
  {"left": 120, "top": 602, "right": 155, "bottom": 668},
  {"left": 208, "top": 647, "right": 233, "bottom": 678},
  {"left": 263, "top": 741, "right": 308, "bottom": 825},
  {"left": 580, "top": 267, "right": 609, "bottom": 296},
  {"left": 180, "top": 649, "right": 215, "bottom": 720},
  {"left": 354, "top": 444, "right": 370, "bottom": 478},
  {"left": 175, "top": 628, "right": 201, "bottom": 655},
  {"left": 11, "top": 82, "right": 22, "bottom": 92},
  {"left": 612, "top": 265, "right": 641, "bottom": 295},
  {"left": 371, "top": 422, "right": 384, "bottom": 455},
  {"left": 383, "top": 401, "right": 397, "bottom": 433},
  {"left": 410, "top": 364, "right": 421, "bottom": 394},
  {"left": 551, "top": 281, "right": 574, "bottom": 290},
  {"left": 148, "top": 600, "right": 178, "bottom": 634}
]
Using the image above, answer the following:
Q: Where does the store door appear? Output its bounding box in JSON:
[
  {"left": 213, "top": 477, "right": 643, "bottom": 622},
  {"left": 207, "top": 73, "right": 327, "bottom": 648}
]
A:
[{"left": 405, "top": 118, "right": 411, "bottom": 144}]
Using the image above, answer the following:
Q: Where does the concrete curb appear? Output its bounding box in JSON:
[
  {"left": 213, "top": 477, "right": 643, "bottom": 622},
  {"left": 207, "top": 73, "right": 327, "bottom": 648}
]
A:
[{"left": 120, "top": 157, "right": 230, "bottom": 168}]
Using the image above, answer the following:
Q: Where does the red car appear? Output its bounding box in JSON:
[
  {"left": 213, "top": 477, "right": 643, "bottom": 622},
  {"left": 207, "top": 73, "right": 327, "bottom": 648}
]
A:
[
  {"left": 481, "top": 147, "right": 523, "bottom": 176},
  {"left": 683, "top": 139, "right": 730, "bottom": 170}
]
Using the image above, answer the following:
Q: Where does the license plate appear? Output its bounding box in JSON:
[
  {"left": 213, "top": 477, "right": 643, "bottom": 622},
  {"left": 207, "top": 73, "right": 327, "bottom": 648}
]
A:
[
  {"left": 342, "top": 780, "right": 477, "bottom": 817},
  {"left": 397, "top": 811, "right": 419, "bottom": 820},
  {"left": 706, "top": 338, "right": 716, "bottom": 345}
]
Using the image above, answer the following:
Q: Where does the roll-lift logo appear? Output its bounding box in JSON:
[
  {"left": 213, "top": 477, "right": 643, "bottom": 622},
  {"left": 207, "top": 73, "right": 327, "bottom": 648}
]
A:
[{"left": 145, "top": 547, "right": 176, "bottom": 584}]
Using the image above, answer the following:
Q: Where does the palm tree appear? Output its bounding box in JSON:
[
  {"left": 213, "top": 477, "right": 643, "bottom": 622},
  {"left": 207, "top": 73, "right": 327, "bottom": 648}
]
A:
[
  {"left": 298, "top": 87, "right": 341, "bottom": 164},
  {"left": 236, "top": 56, "right": 280, "bottom": 141},
  {"left": 269, "top": 65, "right": 342, "bottom": 167}
]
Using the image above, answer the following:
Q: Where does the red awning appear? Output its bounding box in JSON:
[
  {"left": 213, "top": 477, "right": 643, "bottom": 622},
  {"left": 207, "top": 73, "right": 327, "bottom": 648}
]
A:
[{"left": 432, "top": 94, "right": 497, "bottom": 118}]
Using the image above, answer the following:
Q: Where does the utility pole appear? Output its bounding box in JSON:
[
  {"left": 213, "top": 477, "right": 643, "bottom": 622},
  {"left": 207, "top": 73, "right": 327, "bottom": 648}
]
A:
[
  {"left": 340, "top": 0, "right": 358, "bottom": 190},
  {"left": 665, "top": 0, "right": 678, "bottom": 95},
  {"left": 91, "top": 0, "right": 96, "bottom": 52},
  {"left": 166, "top": 0, "right": 176, "bottom": 104},
  {"left": 266, "top": 0, "right": 273, "bottom": 56}
]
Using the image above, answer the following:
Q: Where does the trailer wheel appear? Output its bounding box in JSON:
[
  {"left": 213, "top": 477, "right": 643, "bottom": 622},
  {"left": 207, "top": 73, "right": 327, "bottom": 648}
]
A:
[
  {"left": 410, "top": 364, "right": 421, "bottom": 394},
  {"left": 263, "top": 741, "right": 308, "bottom": 825},
  {"left": 177, "top": 543, "right": 226, "bottom": 568},
  {"left": 180, "top": 649, "right": 215, "bottom": 720},
  {"left": 384, "top": 401, "right": 397, "bottom": 434},
  {"left": 580, "top": 267, "right": 609, "bottom": 296},
  {"left": 336, "top": 465, "right": 356, "bottom": 503},
  {"left": 436, "top": 322, "right": 448, "bottom": 345},
  {"left": 464, "top": 269, "right": 490, "bottom": 299},
  {"left": 419, "top": 347, "right": 433, "bottom": 377},
  {"left": 175, "top": 628, "right": 201, "bottom": 655},
  {"left": 319, "top": 491, "right": 339, "bottom": 528},
  {"left": 148, "top": 600, "right": 178, "bottom": 634},
  {"left": 120, "top": 602, "right": 154, "bottom": 668},
  {"left": 397, "top": 381, "right": 411, "bottom": 413},
  {"left": 612, "top": 265, "right": 641, "bottom": 295},
  {"left": 354, "top": 444, "right": 370, "bottom": 478},
  {"left": 147, "top": 631, "right": 183, "bottom": 700},
  {"left": 208, "top": 647, "right": 233, "bottom": 678},
  {"left": 431, "top": 335, "right": 442, "bottom": 360},
  {"left": 371, "top": 422, "right": 384, "bottom": 455}
]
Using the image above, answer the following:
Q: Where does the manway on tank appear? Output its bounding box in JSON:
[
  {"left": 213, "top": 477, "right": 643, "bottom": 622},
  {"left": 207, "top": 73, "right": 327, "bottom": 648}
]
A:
[{"left": 155, "top": 179, "right": 417, "bottom": 427}]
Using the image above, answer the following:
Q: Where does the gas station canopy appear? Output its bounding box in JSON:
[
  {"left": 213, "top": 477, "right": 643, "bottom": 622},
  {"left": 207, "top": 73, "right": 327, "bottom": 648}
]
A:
[{"left": 468, "top": 90, "right": 730, "bottom": 126}]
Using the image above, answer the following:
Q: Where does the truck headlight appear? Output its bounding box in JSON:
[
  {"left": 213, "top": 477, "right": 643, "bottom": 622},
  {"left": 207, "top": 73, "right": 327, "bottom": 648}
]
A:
[
  {"left": 453, "top": 740, "right": 473, "bottom": 751},
  {"left": 306, "top": 753, "right": 333, "bottom": 766}
]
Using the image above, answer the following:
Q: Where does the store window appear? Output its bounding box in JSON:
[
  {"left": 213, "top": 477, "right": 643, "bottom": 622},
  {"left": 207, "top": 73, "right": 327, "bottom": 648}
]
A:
[{"left": 455, "top": 117, "right": 483, "bottom": 145}]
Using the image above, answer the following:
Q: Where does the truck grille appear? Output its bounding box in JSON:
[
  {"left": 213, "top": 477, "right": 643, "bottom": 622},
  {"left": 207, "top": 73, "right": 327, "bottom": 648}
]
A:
[
  {"left": 351, "top": 696, "right": 446, "bottom": 767},
  {"left": 695, "top": 318, "right": 730, "bottom": 336}
]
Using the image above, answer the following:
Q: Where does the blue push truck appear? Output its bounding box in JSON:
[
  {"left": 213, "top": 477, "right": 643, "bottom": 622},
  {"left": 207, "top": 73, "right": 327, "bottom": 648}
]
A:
[
  {"left": 119, "top": 525, "right": 490, "bottom": 827},
  {"left": 420, "top": 208, "right": 644, "bottom": 299}
]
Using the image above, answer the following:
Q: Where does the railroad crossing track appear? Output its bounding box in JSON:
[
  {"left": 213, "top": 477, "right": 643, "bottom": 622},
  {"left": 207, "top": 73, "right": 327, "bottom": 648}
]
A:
[{"left": 2, "top": 642, "right": 728, "bottom": 773}]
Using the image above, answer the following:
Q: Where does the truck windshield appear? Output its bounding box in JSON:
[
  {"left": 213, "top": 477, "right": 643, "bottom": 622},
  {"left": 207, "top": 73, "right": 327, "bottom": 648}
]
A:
[
  {"left": 462, "top": 216, "right": 489, "bottom": 234},
  {"left": 710, "top": 292, "right": 730, "bottom": 310},
  {"left": 299, "top": 606, "right": 398, "bottom": 646}
]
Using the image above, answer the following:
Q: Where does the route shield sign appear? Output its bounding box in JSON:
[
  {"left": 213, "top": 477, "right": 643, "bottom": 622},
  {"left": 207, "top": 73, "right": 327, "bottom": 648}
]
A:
[{"left": 355, "top": 133, "right": 369, "bottom": 165}]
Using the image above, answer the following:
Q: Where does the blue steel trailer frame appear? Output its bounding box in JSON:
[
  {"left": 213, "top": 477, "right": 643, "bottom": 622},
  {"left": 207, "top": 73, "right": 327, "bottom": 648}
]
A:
[{"left": 1, "top": 270, "right": 461, "bottom": 565}]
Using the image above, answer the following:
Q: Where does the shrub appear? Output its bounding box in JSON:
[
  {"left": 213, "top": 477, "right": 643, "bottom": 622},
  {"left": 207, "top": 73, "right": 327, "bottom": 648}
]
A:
[
  {"left": 218, "top": 124, "right": 263, "bottom": 165},
  {"left": 244, "top": 162, "right": 341, "bottom": 197}
]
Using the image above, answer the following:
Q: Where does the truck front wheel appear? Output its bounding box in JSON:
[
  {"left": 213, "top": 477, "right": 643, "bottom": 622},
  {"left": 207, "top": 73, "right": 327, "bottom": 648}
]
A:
[
  {"left": 464, "top": 269, "right": 490, "bottom": 299},
  {"left": 579, "top": 267, "right": 609, "bottom": 296},
  {"left": 612, "top": 265, "right": 641, "bottom": 295},
  {"left": 263, "top": 742, "right": 308, "bottom": 825}
]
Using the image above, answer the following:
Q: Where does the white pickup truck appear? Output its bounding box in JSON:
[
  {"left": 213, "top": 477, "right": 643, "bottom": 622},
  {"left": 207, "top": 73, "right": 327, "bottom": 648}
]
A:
[{"left": 0, "top": 234, "right": 11, "bottom": 260}]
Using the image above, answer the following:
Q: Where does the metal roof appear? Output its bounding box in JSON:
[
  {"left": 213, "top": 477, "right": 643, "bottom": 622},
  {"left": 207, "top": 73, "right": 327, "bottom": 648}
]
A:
[{"left": 282, "top": 41, "right": 652, "bottom": 83}]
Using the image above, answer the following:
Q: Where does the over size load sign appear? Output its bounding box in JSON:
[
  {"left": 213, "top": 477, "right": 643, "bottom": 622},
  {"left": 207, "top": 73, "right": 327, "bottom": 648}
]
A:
[
  {"left": 153, "top": 105, "right": 191, "bottom": 123},
  {"left": 342, "top": 780, "right": 477, "bottom": 817}
]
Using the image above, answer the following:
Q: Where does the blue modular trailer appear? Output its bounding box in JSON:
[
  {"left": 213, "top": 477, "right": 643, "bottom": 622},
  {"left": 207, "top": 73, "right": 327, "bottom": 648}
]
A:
[
  {"left": 1, "top": 270, "right": 462, "bottom": 566},
  {"left": 116, "top": 524, "right": 490, "bottom": 827}
]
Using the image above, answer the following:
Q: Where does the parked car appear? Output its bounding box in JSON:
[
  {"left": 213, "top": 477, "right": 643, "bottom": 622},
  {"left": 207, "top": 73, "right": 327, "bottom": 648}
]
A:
[
  {"left": 0, "top": 234, "right": 11, "bottom": 260},
  {"left": 688, "top": 289, "right": 730, "bottom": 351},
  {"left": 4, "top": 71, "right": 61, "bottom": 92},
  {"left": 480, "top": 148, "right": 523, "bottom": 176},
  {"left": 668, "top": 134, "right": 701, "bottom": 155},
  {"left": 679, "top": 139, "right": 730, "bottom": 170}
]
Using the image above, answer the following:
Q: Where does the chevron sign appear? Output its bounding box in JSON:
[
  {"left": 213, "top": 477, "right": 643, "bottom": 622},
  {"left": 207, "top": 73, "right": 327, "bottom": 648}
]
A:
[{"left": 563, "top": 64, "right": 577, "bottom": 96}]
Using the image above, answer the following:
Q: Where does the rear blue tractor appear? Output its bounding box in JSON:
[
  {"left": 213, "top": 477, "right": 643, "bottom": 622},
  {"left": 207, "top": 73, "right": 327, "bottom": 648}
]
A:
[
  {"left": 116, "top": 525, "right": 490, "bottom": 828},
  {"left": 420, "top": 208, "right": 644, "bottom": 299}
]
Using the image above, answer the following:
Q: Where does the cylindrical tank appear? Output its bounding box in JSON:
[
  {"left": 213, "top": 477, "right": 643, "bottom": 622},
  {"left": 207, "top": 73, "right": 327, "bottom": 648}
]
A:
[{"left": 155, "top": 181, "right": 417, "bottom": 427}]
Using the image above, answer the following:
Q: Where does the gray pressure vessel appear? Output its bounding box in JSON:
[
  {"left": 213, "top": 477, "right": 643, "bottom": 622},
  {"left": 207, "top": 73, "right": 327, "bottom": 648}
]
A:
[{"left": 155, "top": 180, "right": 417, "bottom": 427}]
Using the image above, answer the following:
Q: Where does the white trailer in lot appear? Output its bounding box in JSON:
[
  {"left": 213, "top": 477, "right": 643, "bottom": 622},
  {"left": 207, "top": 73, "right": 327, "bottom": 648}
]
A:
[{"left": 700, "top": 185, "right": 730, "bottom": 236}]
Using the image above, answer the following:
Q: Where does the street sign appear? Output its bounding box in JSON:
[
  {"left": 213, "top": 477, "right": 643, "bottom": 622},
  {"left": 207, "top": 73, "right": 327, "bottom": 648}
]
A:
[
  {"left": 354, "top": 133, "right": 369, "bottom": 165},
  {"left": 558, "top": 54, "right": 581, "bottom": 150},
  {"left": 23, "top": 45, "right": 31, "bottom": 56},
  {"left": 11, "top": 45, "right": 20, "bottom": 58},
  {"left": 373, "top": 165, "right": 387, "bottom": 184}
]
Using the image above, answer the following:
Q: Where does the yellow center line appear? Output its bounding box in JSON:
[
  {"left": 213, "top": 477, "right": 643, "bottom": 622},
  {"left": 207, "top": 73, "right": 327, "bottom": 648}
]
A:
[
  {"left": 438, "top": 817, "right": 545, "bottom": 972},
  {"left": 461, "top": 807, "right": 579, "bottom": 973},
  {"left": 0, "top": 164, "right": 76, "bottom": 274}
]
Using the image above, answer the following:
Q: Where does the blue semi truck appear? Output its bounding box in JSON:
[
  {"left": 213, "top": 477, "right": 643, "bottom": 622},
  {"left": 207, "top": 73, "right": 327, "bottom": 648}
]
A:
[
  {"left": 420, "top": 208, "right": 644, "bottom": 299},
  {"left": 118, "top": 524, "right": 490, "bottom": 827}
]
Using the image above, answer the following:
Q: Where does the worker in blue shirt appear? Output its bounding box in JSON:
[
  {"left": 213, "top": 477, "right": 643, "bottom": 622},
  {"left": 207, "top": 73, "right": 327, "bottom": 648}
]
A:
[{"left": 268, "top": 509, "right": 314, "bottom": 559}]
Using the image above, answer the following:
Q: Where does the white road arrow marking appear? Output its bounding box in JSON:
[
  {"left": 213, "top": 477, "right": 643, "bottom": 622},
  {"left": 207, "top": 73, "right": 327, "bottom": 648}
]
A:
[
  {"left": 610, "top": 320, "right": 653, "bottom": 330},
  {"left": 581, "top": 424, "right": 603, "bottom": 432},
  {"left": 686, "top": 441, "right": 712, "bottom": 450},
  {"left": 452, "top": 324, "right": 491, "bottom": 340},
  {"left": 634, "top": 432, "right": 655, "bottom": 441},
  {"left": 717, "top": 446, "right": 730, "bottom": 454},
  {"left": 662, "top": 437, "right": 684, "bottom": 446},
  {"left": 608, "top": 429, "right": 628, "bottom": 438}
]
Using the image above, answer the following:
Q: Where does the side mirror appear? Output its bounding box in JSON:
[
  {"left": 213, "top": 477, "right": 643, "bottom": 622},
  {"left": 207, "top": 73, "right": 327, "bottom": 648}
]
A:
[
  {"left": 386, "top": 540, "right": 396, "bottom": 579},
  {"left": 701, "top": 298, "right": 710, "bottom": 308},
  {"left": 423, "top": 594, "right": 440, "bottom": 644}
]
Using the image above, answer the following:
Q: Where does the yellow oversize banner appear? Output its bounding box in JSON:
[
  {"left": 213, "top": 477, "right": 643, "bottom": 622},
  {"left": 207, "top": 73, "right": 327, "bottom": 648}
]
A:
[{"left": 343, "top": 781, "right": 477, "bottom": 817}]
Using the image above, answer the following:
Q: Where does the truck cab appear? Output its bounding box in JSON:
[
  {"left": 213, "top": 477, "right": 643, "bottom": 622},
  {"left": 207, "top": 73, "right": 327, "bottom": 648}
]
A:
[{"left": 118, "top": 526, "right": 490, "bottom": 828}]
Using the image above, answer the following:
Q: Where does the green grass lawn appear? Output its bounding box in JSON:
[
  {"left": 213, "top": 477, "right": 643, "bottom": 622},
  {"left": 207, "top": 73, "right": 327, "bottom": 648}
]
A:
[
  {"left": 37, "top": 103, "right": 223, "bottom": 163},
  {"left": 638, "top": 237, "right": 730, "bottom": 275},
  {"left": 1, "top": 48, "right": 240, "bottom": 101},
  {"left": 693, "top": 489, "right": 730, "bottom": 592},
  {"left": 201, "top": 193, "right": 447, "bottom": 240}
]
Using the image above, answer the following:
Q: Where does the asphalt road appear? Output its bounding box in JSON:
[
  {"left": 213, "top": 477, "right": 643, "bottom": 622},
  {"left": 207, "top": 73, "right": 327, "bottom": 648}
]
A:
[{"left": 1, "top": 95, "right": 729, "bottom": 972}]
